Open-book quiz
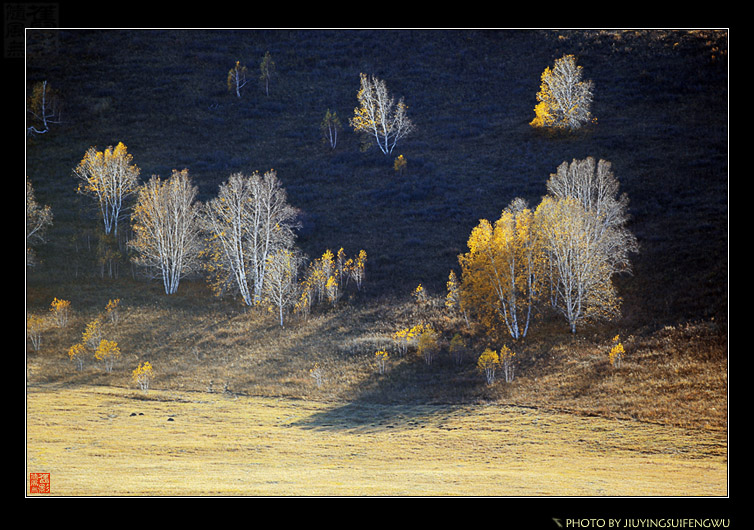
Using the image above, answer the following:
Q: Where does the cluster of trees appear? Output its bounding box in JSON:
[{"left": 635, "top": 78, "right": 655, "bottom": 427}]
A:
[
  {"left": 28, "top": 66, "right": 416, "bottom": 274},
  {"left": 293, "top": 248, "right": 367, "bottom": 321},
  {"left": 66, "top": 298, "right": 123, "bottom": 372},
  {"left": 377, "top": 154, "right": 636, "bottom": 384},
  {"left": 28, "top": 295, "right": 156, "bottom": 391},
  {"left": 225, "top": 54, "right": 414, "bottom": 156},
  {"left": 70, "top": 142, "right": 368, "bottom": 326},
  {"left": 28, "top": 49, "right": 637, "bottom": 389},
  {"left": 449, "top": 156, "right": 638, "bottom": 338},
  {"left": 226, "top": 52, "right": 276, "bottom": 98}
]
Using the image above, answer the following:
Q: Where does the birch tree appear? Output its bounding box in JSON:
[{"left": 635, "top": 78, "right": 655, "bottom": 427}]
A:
[
  {"left": 259, "top": 51, "right": 275, "bottom": 96},
  {"left": 458, "top": 198, "right": 541, "bottom": 340},
  {"left": 26, "top": 176, "right": 53, "bottom": 267},
  {"left": 350, "top": 73, "right": 414, "bottom": 155},
  {"left": 73, "top": 142, "right": 140, "bottom": 236},
  {"left": 129, "top": 169, "right": 202, "bottom": 295},
  {"left": 546, "top": 157, "right": 633, "bottom": 254},
  {"left": 535, "top": 196, "right": 609, "bottom": 333},
  {"left": 530, "top": 54, "right": 594, "bottom": 131},
  {"left": 536, "top": 157, "right": 637, "bottom": 333},
  {"left": 321, "top": 109, "right": 342, "bottom": 150},
  {"left": 227, "top": 61, "right": 249, "bottom": 98},
  {"left": 27, "top": 80, "right": 61, "bottom": 136},
  {"left": 263, "top": 248, "right": 304, "bottom": 326},
  {"left": 202, "top": 170, "right": 298, "bottom": 306}
]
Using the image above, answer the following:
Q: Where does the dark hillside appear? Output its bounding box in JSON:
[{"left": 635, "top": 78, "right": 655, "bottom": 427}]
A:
[
  {"left": 25, "top": 29, "right": 727, "bottom": 326},
  {"left": 25, "top": 30, "right": 728, "bottom": 423}
]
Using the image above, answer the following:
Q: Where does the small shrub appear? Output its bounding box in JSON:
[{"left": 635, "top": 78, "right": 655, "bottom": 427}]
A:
[
  {"left": 375, "top": 350, "right": 389, "bottom": 374},
  {"left": 609, "top": 335, "right": 625, "bottom": 368},
  {"left": 27, "top": 315, "right": 45, "bottom": 351},
  {"left": 132, "top": 361, "right": 155, "bottom": 392},
  {"left": 50, "top": 298, "right": 71, "bottom": 327}
]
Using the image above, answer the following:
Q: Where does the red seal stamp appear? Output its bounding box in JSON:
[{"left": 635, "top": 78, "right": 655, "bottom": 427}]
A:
[{"left": 29, "top": 473, "right": 50, "bottom": 494}]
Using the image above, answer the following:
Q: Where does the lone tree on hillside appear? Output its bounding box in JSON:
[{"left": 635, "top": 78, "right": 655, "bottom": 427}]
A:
[
  {"left": 26, "top": 176, "right": 53, "bottom": 267},
  {"left": 202, "top": 170, "right": 299, "bottom": 306},
  {"left": 350, "top": 73, "right": 414, "bottom": 155},
  {"left": 73, "top": 142, "right": 140, "bottom": 236},
  {"left": 129, "top": 169, "right": 203, "bottom": 295},
  {"left": 228, "top": 61, "right": 249, "bottom": 98},
  {"left": 259, "top": 51, "right": 276, "bottom": 96},
  {"left": 321, "top": 109, "right": 342, "bottom": 150},
  {"left": 27, "top": 80, "right": 61, "bottom": 136},
  {"left": 530, "top": 54, "right": 595, "bottom": 131}
]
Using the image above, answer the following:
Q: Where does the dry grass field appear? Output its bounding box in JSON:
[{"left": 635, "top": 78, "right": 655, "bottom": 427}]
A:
[
  {"left": 26, "top": 384, "right": 726, "bottom": 497},
  {"left": 25, "top": 288, "right": 728, "bottom": 498}
]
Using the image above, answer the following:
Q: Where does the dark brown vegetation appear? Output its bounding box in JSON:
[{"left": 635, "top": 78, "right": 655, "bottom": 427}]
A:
[{"left": 25, "top": 30, "right": 727, "bottom": 433}]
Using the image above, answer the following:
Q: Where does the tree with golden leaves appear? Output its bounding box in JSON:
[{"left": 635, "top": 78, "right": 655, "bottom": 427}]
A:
[
  {"left": 73, "top": 142, "right": 140, "bottom": 236},
  {"left": 530, "top": 54, "right": 594, "bottom": 131},
  {"left": 49, "top": 298, "right": 71, "bottom": 327},
  {"left": 477, "top": 348, "right": 499, "bottom": 384},
  {"left": 132, "top": 361, "right": 155, "bottom": 391},
  {"left": 94, "top": 339, "right": 120, "bottom": 372},
  {"left": 458, "top": 198, "right": 542, "bottom": 340},
  {"left": 350, "top": 73, "right": 414, "bottom": 154},
  {"left": 416, "top": 326, "right": 440, "bottom": 365},
  {"left": 129, "top": 169, "right": 202, "bottom": 295},
  {"left": 349, "top": 250, "right": 367, "bottom": 291}
]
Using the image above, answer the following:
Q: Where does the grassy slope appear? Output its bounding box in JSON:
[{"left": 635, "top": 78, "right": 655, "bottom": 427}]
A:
[{"left": 26, "top": 30, "right": 728, "bottom": 435}]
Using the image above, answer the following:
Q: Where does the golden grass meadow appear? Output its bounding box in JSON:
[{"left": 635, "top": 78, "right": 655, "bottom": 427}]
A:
[{"left": 26, "top": 381, "right": 726, "bottom": 497}]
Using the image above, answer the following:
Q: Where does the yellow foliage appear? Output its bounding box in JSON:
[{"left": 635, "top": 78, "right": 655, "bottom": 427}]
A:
[
  {"left": 27, "top": 314, "right": 45, "bottom": 351},
  {"left": 416, "top": 326, "right": 439, "bottom": 365},
  {"left": 609, "top": 335, "right": 625, "bottom": 368},
  {"left": 393, "top": 323, "right": 429, "bottom": 355},
  {"left": 477, "top": 348, "right": 499, "bottom": 369},
  {"left": 412, "top": 283, "right": 427, "bottom": 305},
  {"left": 49, "top": 298, "right": 71, "bottom": 327},
  {"left": 458, "top": 201, "right": 541, "bottom": 339},
  {"left": 477, "top": 348, "right": 499, "bottom": 384},
  {"left": 105, "top": 298, "right": 121, "bottom": 324},
  {"left": 67, "top": 343, "right": 86, "bottom": 370},
  {"left": 94, "top": 339, "right": 120, "bottom": 372},
  {"left": 132, "top": 361, "right": 155, "bottom": 391},
  {"left": 393, "top": 154, "right": 407, "bottom": 173},
  {"left": 375, "top": 350, "right": 389, "bottom": 374},
  {"left": 82, "top": 318, "right": 103, "bottom": 350},
  {"left": 325, "top": 275, "right": 339, "bottom": 306}
]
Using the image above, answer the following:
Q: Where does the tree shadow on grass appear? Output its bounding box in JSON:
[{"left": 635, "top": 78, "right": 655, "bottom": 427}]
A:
[
  {"left": 290, "top": 359, "right": 496, "bottom": 433},
  {"left": 290, "top": 398, "right": 470, "bottom": 434}
]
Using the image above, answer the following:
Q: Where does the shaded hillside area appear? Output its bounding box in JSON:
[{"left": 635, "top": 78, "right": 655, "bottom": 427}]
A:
[{"left": 25, "top": 29, "right": 728, "bottom": 428}]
